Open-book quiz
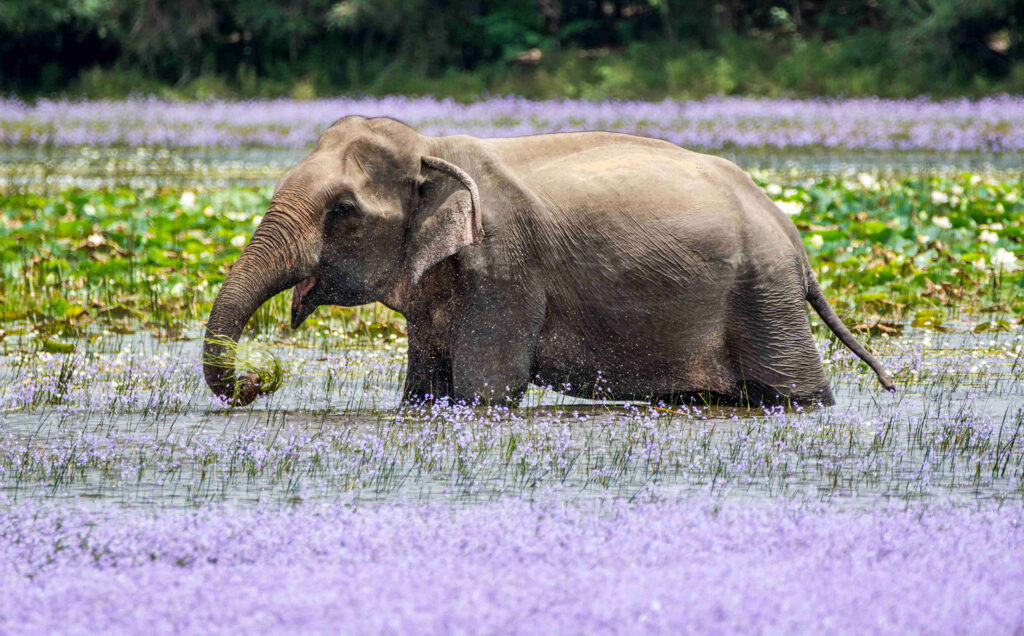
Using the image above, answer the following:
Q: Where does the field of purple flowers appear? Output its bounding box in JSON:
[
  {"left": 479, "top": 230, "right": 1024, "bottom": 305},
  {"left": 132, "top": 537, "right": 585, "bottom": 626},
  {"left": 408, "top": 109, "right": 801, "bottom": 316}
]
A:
[
  {"left": 2, "top": 97, "right": 1024, "bottom": 633},
  {"left": 3, "top": 95, "right": 1024, "bottom": 152},
  {"left": 3, "top": 498, "right": 1023, "bottom": 633}
]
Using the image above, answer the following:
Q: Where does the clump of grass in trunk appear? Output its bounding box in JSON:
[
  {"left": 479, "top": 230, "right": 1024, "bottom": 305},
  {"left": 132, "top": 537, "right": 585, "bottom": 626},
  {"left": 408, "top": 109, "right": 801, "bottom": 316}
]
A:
[{"left": 203, "top": 336, "right": 284, "bottom": 404}]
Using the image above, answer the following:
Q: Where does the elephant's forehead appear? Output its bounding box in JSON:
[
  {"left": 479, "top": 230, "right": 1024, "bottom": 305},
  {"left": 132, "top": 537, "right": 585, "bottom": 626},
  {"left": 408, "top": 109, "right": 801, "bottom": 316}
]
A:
[
  {"left": 272, "top": 148, "right": 400, "bottom": 213},
  {"left": 276, "top": 150, "right": 365, "bottom": 190}
]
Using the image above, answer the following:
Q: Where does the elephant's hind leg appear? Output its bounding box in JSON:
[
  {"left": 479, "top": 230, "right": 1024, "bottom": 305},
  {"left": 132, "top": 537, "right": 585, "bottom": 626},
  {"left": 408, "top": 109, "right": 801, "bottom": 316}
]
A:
[{"left": 727, "top": 284, "right": 833, "bottom": 407}]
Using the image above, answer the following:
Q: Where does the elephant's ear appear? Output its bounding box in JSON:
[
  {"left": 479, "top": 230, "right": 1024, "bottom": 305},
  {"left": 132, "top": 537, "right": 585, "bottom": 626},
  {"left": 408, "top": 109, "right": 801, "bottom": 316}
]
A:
[{"left": 389, "top": 156, "right": 483, "bottom": 308}]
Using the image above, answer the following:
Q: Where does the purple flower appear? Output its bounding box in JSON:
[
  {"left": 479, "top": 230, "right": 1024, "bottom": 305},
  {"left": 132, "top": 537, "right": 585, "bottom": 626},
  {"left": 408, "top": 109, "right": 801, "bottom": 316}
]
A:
[{"left": 3, "top": 96, "right": 1023, "bottom": 151}]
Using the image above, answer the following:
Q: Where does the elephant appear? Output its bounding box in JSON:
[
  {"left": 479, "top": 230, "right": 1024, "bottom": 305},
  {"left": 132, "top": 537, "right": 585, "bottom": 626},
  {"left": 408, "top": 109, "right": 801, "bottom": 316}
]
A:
[{"left": 203, "top": 116, "right": 894, "bottom": 408}]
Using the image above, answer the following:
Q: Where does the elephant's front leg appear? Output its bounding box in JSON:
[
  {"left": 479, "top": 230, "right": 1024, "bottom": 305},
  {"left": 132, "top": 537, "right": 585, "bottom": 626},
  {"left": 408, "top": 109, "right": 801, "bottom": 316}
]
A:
[
  {"left": 403, "top": 319, "right": 454, "bottom": 404},
  {"left": 451, "top": 283, "right": 545, "bottom": 406}
]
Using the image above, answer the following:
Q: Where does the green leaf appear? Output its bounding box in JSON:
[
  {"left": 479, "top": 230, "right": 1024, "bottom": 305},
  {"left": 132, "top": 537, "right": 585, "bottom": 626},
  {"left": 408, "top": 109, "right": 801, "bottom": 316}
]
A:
[
  {"left": 912, "top": 309, "right": 945, "bottom": 329},
  {"left": 973, "top": 320, "right": 1011, "bottom": 333},
  {"left": 41, "top": 338, "right": 75, "bottom": 354}
]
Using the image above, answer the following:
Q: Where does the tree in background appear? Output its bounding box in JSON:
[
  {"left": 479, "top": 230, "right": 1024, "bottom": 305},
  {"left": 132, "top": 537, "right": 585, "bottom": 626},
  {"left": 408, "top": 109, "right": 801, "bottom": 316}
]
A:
[{"left": 1, "top": 0, "right": 1021, "bottom": 98}]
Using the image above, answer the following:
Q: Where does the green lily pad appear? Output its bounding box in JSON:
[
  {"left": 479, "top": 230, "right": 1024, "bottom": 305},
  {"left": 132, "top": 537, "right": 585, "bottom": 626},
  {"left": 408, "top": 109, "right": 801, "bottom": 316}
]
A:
[
  {"left": 912, "top": 309, "right": 945, "bottom": 329},
  {"left": 41, "top": 338, "right": 76, "bottom": 354},
  {"left": 973, "top": 320, "right": 1012, "bottom": 333}
]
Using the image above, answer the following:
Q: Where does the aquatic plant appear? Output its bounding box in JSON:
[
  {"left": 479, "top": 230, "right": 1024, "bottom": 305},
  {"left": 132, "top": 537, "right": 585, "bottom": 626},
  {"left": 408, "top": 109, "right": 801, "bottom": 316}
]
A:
[
  {"left": 0, "top": 330, "right": 1021, "bottom": 506},
  {"left": 202, "top": 335, "right": 284, "bottom": 404}
]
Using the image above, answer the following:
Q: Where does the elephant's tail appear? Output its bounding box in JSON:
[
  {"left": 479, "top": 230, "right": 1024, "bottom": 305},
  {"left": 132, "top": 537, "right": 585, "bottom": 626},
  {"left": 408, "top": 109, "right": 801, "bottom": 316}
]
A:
[{"left": 806, "top": 277, "right": 895, "bottom": 392}]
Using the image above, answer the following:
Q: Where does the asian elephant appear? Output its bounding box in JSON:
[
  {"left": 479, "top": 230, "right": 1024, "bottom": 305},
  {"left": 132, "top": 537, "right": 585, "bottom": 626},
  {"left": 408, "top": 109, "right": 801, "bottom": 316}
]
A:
[{"left": 203, "top": 116, "right": 894, "bottom": 408}]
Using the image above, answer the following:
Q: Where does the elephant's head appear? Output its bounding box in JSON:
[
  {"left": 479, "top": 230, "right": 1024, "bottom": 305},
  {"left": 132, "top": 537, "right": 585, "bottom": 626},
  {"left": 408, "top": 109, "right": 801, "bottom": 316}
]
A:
[{"left": 203, "top": 117, "right": 483, "bottom": 405}]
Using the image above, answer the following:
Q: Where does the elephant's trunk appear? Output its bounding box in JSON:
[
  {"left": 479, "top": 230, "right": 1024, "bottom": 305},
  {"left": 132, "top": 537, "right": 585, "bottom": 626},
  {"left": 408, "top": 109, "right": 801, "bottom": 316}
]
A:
[{"left": 203, "top": 214, "right": 316, "bottom": 405}]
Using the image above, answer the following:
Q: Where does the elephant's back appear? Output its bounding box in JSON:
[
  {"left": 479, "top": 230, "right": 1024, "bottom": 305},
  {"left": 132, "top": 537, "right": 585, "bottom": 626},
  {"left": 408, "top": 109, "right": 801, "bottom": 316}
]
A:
[
  {"left": 497, "top": 134, "right": 807, "bottom": 283},
  {"left": 497, "top": 134, "right": 722, "bottom": 211}
]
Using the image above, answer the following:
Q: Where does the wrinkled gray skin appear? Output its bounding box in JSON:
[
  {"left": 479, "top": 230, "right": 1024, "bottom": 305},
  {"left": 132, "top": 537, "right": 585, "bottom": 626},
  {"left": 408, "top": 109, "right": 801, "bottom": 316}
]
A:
[{"left": 204, "top": 116, "right": 894, "bottom": 407}]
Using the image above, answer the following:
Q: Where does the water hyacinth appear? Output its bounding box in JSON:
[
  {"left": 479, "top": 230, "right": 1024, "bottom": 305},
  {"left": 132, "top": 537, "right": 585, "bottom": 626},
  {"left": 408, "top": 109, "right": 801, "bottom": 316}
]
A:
[{"left": 3, "top": 96, "right": 1024, "bottom": 151}]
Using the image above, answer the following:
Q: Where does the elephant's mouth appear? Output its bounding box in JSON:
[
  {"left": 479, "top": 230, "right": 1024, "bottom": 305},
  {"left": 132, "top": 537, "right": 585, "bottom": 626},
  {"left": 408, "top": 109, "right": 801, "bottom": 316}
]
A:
[{"left": 291, "top": 274, "right": 319, "bottom": 329}]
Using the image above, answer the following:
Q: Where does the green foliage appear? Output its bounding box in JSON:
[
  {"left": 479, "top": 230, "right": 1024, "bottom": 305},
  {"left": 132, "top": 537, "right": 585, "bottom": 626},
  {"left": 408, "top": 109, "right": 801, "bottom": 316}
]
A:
[
  {"left": 1, "top": 0, "right": 1023, "bottom": 99},
  {"left": 0, "top": 186, "right": 406, "bottom": 342},
  {"left": 752, "top": 171, "right": 1024, "bottom": 325}
]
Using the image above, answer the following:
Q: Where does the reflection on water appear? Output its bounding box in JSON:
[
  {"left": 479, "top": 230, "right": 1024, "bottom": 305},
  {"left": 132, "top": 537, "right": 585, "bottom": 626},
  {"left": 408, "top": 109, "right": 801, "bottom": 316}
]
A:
[{"left": 1, "top": 321, "right": 1021, "bottom": 508}]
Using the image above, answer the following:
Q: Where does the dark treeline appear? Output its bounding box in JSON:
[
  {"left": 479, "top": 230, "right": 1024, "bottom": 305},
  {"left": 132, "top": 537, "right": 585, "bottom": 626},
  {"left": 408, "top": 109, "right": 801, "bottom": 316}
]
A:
[{"left": 2, "top": 0, "right": 1022, "bottom": 100}]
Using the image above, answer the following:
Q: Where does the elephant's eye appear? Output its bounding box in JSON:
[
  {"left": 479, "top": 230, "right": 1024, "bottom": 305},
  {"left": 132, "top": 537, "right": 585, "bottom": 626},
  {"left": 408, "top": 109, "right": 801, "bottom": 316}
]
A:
[{"left": 331, "top": 202, "right": 357, "bottom": 216}]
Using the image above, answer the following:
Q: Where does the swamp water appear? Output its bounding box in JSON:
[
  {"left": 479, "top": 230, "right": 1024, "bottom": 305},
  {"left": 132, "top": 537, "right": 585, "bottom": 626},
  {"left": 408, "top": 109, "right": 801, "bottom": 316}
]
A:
[{"left": 0, "top": 322, "right": 1021, "bottom": 508}]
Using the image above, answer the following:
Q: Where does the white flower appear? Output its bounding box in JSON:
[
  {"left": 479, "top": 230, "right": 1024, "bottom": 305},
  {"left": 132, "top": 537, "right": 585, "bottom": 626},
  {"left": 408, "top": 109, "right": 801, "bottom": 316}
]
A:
[
  {"left": 252, "top": 215, "right": 263, "bottom": 226},
  {"left": 932, "top": 216, "right": 952, "bottom": 229},
  {"left": 179, "top": 191, "right": 197, "bottom": 209},
  {"left": 765, "top": 183, "right": 782, "bottom": 196},
  {"left": 952, "top": 185, "right": 964, "bottom": 196},
  {"left": 988, "top": 223, "right": 1004, "bottom": 231},
  {"left": 203, "top": 206, "right": 215, "bottom": 217},
  {"left": 969, "top": 175, "right": 982, "bottom": 186},
  {"left": 992, "top": 247, "right": 1018, "bottom": 271},
  {"left": 85, "top": 232, "right": 105, "bottom": 248},
  {"left": 83, "top": 204, "right": 97, "bottom": 217},
  {"left": 776, "top": 200, "right": 803, "bottom": 216},
  {"left": 979, "top": 229, "right": 999, "bottom": 244},
  {"left": 230, "top": 234, "right": 247, "bottom": 248},
  {"left": 930, "top": 191, "right": 949, "bottom": 205},
  {"left": 1005, "top": 191, "right": 1018, "bottom": 203},
  {"left": 783, "top": 188, "right": 798, "bottom": 198},
  {"left": 809, "top": 234, "right": 824, "bottom": 249},
  {"left": 974, "top": 256, "right": 986, "bottom": 269},
  {"left": 857, "top": 173, "right": 875, "bottom": 188}
]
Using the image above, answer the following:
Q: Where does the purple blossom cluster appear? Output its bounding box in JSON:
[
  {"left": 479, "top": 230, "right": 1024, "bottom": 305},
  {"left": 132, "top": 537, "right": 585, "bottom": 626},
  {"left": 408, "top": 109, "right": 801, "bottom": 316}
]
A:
[
  {"left": 2, "top": 96, "right": 1023, "bottom": 151},
  {"left": 1, "top": 497, "right": 1022, "bottom": 633}
]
